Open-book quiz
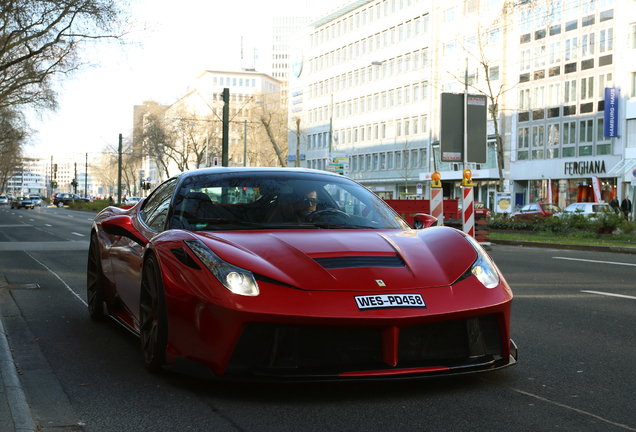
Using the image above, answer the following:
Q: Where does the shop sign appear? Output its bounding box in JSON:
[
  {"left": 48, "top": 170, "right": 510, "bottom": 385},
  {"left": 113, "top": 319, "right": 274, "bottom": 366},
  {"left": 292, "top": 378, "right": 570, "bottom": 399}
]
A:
[
  {"left": 604, "top": 88, "right": 619, "bottom": 138},
  {"left": 564, "top": 160, "right": 606, "bottom": 176}
]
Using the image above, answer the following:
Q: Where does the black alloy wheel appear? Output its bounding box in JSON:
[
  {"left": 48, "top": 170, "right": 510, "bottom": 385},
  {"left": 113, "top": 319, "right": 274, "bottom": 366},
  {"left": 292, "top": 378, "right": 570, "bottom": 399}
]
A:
[
  {"left": 87, "top": 234, "right": 107, "bottom": 321},
  {"left": 139, "top": 255, "right": 168, "bottom": 372}
]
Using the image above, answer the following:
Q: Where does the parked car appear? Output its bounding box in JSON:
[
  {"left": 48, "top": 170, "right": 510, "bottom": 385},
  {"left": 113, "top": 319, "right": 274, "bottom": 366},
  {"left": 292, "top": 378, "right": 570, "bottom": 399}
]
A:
[
  {"left": 29, "top": 195, "right": 43, "bottom": 206},
  {"left": 512, "top": 202, "right": 562, "bottom": 221},
  {"left": 53, "top": 193, "right": 90, "bottom": 207},
  {"left": 474, "top": 201, "right": 491, "bottom": 219},
  {"left": 124, "top": 196, "right": 142, "bottom": 205},
  {"left": 10, "top": 196, "right": 35, "bottom": 209},
  {"left": 555, "top": 202, "right": 613, "bottom": 218},
  {"left": 0, "top": 195, "right": 7, "bottom": 205},
  {"left": 88, "top": 167, "right": 518, "bottom": 379}
]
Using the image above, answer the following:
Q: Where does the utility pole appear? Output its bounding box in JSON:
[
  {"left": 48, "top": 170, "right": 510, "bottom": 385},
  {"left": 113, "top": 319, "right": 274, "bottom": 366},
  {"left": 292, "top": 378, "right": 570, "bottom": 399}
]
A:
[
  {"left": 118, "top": 133, "right": 122, "bottom": 204},
  {"left": 84, "top": 153, "right": 88, "bottom": 199},
  {"left": 243, "top": 120, "right": 247, "bottom": 167},
  {"left": 296, "top": 117, "right": 301, "bottom": 168},
  {"left": 73, "top": 162, "right": 77, "bottom": 194},
  {"left": 221, "top": 88, "right": 230, "bottom": 167}
]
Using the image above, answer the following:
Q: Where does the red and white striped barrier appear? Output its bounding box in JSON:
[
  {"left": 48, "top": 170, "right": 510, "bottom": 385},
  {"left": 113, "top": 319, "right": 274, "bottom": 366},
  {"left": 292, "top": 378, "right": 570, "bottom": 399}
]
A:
[
  {"left": 463, "top": 186, "right": 474, "bottom": 237},
  {"left": 430, "top": 188, "right": 444, "bottom": 226}
]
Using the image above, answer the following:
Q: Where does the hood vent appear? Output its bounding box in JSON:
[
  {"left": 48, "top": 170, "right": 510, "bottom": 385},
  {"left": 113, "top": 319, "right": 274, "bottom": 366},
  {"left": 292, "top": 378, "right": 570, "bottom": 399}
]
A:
[{"left": 314, "top": 256, "right": 405, "bottom": 269}]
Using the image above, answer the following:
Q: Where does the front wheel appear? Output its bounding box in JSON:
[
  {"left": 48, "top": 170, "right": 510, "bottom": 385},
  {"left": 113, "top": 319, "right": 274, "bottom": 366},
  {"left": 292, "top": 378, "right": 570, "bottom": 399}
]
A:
[
  {"left": 87, "top": 234, "right": 107, "bottom": 321},
  {"left": 139, "top": 255, "right": 168, "bottom": 373}
]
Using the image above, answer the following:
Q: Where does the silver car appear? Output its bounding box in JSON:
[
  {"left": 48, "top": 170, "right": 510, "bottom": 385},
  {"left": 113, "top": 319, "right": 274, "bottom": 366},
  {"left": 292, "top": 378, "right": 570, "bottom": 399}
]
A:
[
  {"left": 29, "top": 195, "right": 43, "bottom": 206},
  {"left": 556, "top": 202, "right": 613, "bottom": 218},
  {"left": 0, "top": 195, "right": 7, "bottom": 205}
]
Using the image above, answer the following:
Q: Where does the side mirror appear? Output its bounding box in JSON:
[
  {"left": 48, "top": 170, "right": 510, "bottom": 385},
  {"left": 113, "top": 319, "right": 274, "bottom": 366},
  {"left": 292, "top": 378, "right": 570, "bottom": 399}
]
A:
[
  {"left": 413, "top": 213, "right": 437, "bottom": 229},
  {"left": 102, "top": 215, "right": 148, "bottom": 246}
]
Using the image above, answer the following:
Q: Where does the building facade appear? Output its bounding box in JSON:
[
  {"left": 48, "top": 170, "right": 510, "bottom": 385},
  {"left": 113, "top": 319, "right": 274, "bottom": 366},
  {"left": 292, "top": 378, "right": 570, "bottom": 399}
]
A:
[{"left": 288, "top": 0, "right": 636, "bottom": 212}]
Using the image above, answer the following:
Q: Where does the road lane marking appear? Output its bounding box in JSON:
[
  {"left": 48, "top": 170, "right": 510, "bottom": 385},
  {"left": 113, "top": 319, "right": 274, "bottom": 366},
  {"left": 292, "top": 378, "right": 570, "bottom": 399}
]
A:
[
  {"left": 45, "top": 224, "right": 52, "bottom": 227},
  {"left": 71, "top": 232, "right": 85, "bottom": 237},
  {"left": 23, "top": 251, "right": 87, "bottom": 307},
  {"left": 508, "top": 387, "right": 636, "bottom": 431},
  {"left": 581, "top": 290, "right": 636, "bottom": 300},
  {"left": 554, "top": 257, "right": 636, "bottom": 267}
]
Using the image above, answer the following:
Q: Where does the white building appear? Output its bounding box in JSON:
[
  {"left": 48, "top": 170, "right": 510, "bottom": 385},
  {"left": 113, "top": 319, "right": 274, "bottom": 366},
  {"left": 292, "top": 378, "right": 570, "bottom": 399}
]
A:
[{"left": 289, "top": 0, "right": 636, "bottom": 211}]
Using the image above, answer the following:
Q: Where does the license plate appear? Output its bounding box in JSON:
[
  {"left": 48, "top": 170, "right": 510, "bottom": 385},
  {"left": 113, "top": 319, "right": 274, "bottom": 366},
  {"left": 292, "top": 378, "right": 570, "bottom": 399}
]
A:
[{"left": 354, "top": 294, "right": 426, "bottom": 310}]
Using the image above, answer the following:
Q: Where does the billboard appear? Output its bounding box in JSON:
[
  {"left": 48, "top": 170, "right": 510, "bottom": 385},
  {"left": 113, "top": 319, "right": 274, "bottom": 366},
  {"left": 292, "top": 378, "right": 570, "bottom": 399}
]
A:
[
  {"left": 440, "top": 93, "right": 488, "bottom": 164},
  {"left": 604, "top": 88, "right": 618, "bottom": 138}
]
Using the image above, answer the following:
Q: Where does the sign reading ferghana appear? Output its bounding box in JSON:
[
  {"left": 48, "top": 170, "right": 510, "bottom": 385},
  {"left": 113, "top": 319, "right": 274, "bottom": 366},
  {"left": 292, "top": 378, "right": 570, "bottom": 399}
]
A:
[{"left": 440, "top": 93, "right": 488, "bottom": 164}]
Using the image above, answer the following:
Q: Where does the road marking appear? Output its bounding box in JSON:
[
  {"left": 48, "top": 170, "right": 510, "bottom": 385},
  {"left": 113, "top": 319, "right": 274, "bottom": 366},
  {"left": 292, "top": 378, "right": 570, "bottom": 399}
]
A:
[
  {"left": 23, "top": 251, "right": 87, "bottom": 307},
  {"left": 554, "top": 257, "right": 636, "bottom": 267},
  {"left": 508, "top": 387, "right": 636, "bottom": 431},
  {"left": 71, "top": 232, "right": 85, "bottom": 237},
  {"left": 45, "top": 224, "right": 52, "bottom": 227},
  {"left": 581, "top": 290, "right": 636, "bottom": 300}
]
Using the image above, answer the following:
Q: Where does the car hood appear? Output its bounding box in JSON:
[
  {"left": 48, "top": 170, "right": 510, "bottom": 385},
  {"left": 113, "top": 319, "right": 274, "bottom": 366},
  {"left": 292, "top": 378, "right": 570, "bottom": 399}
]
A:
[{"left": 189, "top": 227, "right": 477, "bottom": 292}]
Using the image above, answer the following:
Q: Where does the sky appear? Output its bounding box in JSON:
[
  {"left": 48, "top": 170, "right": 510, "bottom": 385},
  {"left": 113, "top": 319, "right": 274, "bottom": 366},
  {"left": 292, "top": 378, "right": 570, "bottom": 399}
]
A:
[{"left": 27, "top": 0, "right": 341, "bottom": 158}]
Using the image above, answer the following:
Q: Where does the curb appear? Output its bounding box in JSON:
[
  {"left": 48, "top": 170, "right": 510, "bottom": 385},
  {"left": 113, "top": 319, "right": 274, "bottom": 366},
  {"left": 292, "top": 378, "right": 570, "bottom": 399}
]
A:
[{"left": 491, "top": 239, "right": 636, "bottom": 255}]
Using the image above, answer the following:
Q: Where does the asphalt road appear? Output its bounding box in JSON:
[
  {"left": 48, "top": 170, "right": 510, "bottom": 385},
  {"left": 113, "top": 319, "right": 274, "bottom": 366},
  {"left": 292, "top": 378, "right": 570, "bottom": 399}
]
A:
[{"left": 0, "top": 205, "right": 635, "bottom": 432}]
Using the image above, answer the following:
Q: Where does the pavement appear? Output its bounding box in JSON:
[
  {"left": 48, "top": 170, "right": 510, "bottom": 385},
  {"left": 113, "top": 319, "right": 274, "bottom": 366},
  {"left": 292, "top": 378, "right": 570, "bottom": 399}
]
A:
[{"left": 0, "top": 238, "right": 635, "bottom": 431}]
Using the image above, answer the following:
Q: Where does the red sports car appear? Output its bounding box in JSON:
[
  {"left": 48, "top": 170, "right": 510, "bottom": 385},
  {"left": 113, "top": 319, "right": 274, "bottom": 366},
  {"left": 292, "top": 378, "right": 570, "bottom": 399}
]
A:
[{"left": 87, "top": 168, "right": 517, "bottom": 381}]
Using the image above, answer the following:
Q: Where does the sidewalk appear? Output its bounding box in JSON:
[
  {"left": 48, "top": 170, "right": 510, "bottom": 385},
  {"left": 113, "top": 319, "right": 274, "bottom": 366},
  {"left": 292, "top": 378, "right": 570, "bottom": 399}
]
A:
[{"left": 0, "top": 279, "right": 36, "bottom": 432}]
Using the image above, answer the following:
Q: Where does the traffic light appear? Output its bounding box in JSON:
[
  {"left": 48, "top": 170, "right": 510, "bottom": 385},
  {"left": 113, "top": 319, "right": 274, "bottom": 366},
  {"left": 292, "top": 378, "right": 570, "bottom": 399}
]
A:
[
  {"left": 213, "top": 157, "right": 219, "bottom": 166},
  {"left": 53, "top": 164, "right": 58, "bottom": 179},
  {"left": 145, "top": 182, "right": 151, "bottom": 190}
]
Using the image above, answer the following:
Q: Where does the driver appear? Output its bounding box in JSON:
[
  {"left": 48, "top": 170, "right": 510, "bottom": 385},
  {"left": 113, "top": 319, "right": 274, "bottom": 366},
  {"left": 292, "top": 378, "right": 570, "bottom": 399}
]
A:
[{"left": 295, "top": 187, "right": 318, "bottom": 219}]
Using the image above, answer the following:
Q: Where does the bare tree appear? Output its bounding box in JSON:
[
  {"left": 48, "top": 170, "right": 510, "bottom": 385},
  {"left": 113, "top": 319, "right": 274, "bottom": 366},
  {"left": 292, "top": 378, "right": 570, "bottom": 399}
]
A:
[
  {"left": 0, "top": 107, "right": 28, "bottom": 191},
  {"left": 167, "top": 105, "right": 221, "bottom": 171},
  {"left": 448, "top": 2, "right": 517, "bottom": 192},
  {"left": 260, "top": 114, "right": 287, "bottom": 167},
  {"left": 0, "top": 0, "right": 131, "bottom": 113}
]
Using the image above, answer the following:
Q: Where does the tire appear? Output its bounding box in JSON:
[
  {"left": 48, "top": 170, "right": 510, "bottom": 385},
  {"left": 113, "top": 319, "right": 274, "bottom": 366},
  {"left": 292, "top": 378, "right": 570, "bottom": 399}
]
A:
[
  {"left": 139, "top": 254, "right": 168, "bottom": 373},
  {"left": 87, "top": 234, "right": 107, "bottom": 321}
]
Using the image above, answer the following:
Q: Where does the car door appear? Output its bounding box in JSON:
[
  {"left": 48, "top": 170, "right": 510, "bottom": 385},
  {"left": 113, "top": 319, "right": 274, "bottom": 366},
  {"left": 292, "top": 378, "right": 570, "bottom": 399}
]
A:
[{"left": 110, "top": 178, "right": 178, "bottom": 327}]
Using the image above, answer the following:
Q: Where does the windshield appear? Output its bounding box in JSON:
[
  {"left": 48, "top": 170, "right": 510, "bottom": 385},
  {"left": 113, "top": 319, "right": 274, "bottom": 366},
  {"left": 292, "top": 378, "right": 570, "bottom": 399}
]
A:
[{"left": 170, "top": 171, "right": 410, "bottom": 231}]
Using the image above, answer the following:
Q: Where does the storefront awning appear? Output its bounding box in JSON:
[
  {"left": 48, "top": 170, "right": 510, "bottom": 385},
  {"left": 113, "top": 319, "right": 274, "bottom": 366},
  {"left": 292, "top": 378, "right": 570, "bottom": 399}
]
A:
[{"left": 607, "top": 159, "right": 636, "bottom": 177}]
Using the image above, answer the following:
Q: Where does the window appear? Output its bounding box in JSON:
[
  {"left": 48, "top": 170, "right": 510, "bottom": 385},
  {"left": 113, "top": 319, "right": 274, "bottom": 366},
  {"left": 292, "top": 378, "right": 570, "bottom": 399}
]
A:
[
  {"left": 533, "top": 86, "right": 545, "bottom": 109},
  {"left": 581, "top": 33, "right": 595, "bottom": 57},
  {"left": 142, "top": 179, "right": 178, "bottom": 232},
  {"left": 534, "top": 45, "right": 546, "bottom": 68},
  {"left": 563, "top": 121, "right": 576, "bottom": 148},
  {"left": 532, "top": 125, "right": 545, "bottom": 159},
  {"left": 631, "top": 24, "right": 636, "bottom": 49},
  {"left": 548, "top": 83, "right": 561, "bottom": 106},
  {"left": 565, "top": 37, "right": 578, "bottom": 61},
  {"left": 549, "top": 41, "right": 561, "bottom": 64},
  {"left": 534, "top": 5, "right": 546, "bottom": 28},
  {"left": 600, "top": 28, "right": 613, "bottom": 52},
  {"left": 564, "top": 79, "right": 576, "bottom": 103},
  {"left": 520, "top": 49, "right": 531, "bottom": 71},
  {"left": 579, "top": 119, "right": 593, "bottom": 156},
  {"left": 598, "top": 72, "right": 613, "bottom": 98},
  {"left": 488, "top": 28, "right": 501, "bottom": 45},
  {"left": 631, "top": 72, "right": 636, "bottom": 98},
  {"left": 518, "top": 127, "right": 529, "bottom": 160},
  {"left": 581, "top": 76, "right": 594, "bottom": 100},
  {"left": 547, "top": 124, "right": 560, "bottom": 158},
  {"left": 549, "top": 0, "right": 563, "bottom": 24},
  {"left": 519, "top": 88, "right": 530, "bottom": 110},
  {"left": 444, "top": 7, "right": 456, "bottom": 22},
  {"left": 444, "top": 40, "right": 456, "bottom": 57}
]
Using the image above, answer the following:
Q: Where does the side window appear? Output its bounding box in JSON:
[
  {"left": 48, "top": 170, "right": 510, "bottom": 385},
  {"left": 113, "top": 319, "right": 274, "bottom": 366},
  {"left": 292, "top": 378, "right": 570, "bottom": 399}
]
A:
[{"left": 140, "top": 179, "right": 178, "bottom": 232}]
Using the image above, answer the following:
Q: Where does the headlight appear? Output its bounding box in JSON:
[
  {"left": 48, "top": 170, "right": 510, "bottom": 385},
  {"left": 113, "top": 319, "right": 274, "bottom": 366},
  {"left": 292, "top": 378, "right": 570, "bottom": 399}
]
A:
[
  {"left": 185, "top": 240, "right": 259, "bottom": 296},
  {"left": 464, "top": 236, "right": 500, "bottom": 289}
]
